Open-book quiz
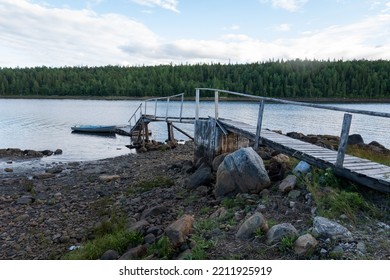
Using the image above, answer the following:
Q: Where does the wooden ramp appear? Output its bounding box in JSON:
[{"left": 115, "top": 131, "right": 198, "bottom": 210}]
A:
[{"left": 218, "top": 119, "right": 390, "bottom": 193}]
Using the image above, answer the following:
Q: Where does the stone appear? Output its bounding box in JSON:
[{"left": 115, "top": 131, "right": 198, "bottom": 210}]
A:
[
  {"left": 141, "top": 205, "right": 167, "bottom": 219},
  {"left": 119, "top": 245, "right": 146, "bottom": 260},
  {"left": 236, "top": 212, "right": 268, "bottom": 240},
  {"left": 184, "top": 166, "right": 212, "bottom": 189},
  {"left": 294, "top": 234, "right": 318, "bottom": 256},
  {"left": 17, "top": 195, "right": 34, "bottom": 205},
  {"left": 144, "top": 233, "right": 156, "bottom": 244},
  {"left": 278, "top": 175, "right": 297, "bottom": 193},
  {"left": 128, "top": 219, "right": 149, "bottom": 233},
  {"left": 4, "top": 168, "right": 13, "bottom": 172},
  {"left": 209, "top": 207, "right": 228, "bottom": 219},
  {"left": 357, "top": 242, "right": 366, "bottom": 254},
  {"left": 267, "top": 160, "right": 286, "bottom": 181},
  {"left": 54, "top": 149, "right": 63, "bottom": 155},
  {"left": 292, "top": 161, "right": 311, "bottom": 176},
  {"left": 288, "top": 190, "right": 301, "bottom": 199},
  {"left": 33, "top": 173, "right": 56, "bottom": 179},
  {"left": 99, "top": 175, "right": 120, "bottom": 182},
  {"left": 46, "top": 166, "right": 63, "bottom": 174},
  {"left": 312, "top": 216, "right": 352, "bottom": 241},
  {"left": 165, "top": 215, "right": 194, "bottom": 247},
  {"left": 271, "top": 154, "right": 290, "bottom": 164},
  {"left": 256, "top": 204, "right": 267, "bottom": 212},
  {"left": 215, "top": 147, "right": 271, "bottom": 198},
  {"left": 15, "top": 214, "right": 30, "bottom": 222},
  {"left": 212, "top": 153, "right": 227, "bottom": 172},
  {"left": 348, "top": 134, "right": 364, "bottom": 145},
  {"left": 266, "top": 223, "right": 298, "bottom": 244},
  {"left": 41, "top": 150, "right": 53, "bottom": 156},
  {"left": 101, "top": 250, "right": 119, "bottom": 260}
]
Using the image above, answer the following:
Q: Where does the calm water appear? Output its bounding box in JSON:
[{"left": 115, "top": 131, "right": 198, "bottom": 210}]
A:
[{"left": 1, "top": 99, "right": 390, "bottom": 164}]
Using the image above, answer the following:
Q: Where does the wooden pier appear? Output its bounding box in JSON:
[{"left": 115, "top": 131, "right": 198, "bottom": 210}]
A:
[{"left": 128, "top": 89, "right": 390, "bottom": 193}]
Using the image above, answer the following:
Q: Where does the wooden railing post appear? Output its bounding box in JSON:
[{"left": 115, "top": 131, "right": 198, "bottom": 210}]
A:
[
  {"left": 180, "top": 93, "right": 184, "bottom": 122},
  {"left": 336, "top": 113, "right": 352, "bottom": 168},
  {"left": 195, "top": 88, "right": 200, "bottom": 120},
  {"left": 215, "top": 90, "right": 219, "bottom": 120},
  {"left": 165, "top": 97, "right": 170, "bottom": 121},
  {"left": 154, "top": 99, "right": 157, "bottom": 120},
  {"left": 254, "top": 100, "right": 265, "bottom": 150}
]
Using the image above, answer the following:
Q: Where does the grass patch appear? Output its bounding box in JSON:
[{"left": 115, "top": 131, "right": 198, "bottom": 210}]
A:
[
  {"left": 62, "top": 230, "right": 143, "bottom": 260},
  {"left": 221, "top": 196, "right": 247, "bottom": 210},
  {"left": 279, "top": 235, "right": 297, "bottom": 252},
  {"left": 347, "top": 145, "right": 390, "bottom": 167},
  {"left": 128, "top": 176, "right": 174, "bottom": 194},
  {"left": 303, "top": 168, "right": 379, "bottom": 221},
  {"left": 147, "top": 235, "right": 174, "bottom": 259}
]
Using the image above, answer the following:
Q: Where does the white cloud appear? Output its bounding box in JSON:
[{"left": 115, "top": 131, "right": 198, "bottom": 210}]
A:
[
  {"left": 130, "top": 0, "right": 179, "bottom": 13},
  {"left": 261, "top": 0, "right": 308, "bottom": 12},
  {"left": 276, "top": 23, "right": 291, "bottom": 31},
  {"left": 0, "top": 0, "right": 161, "bottom": 67}
]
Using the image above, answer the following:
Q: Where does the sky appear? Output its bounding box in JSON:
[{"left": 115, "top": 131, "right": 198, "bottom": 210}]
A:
[{"left": 0, "top": 0, "right": 390, "bottom": 68}]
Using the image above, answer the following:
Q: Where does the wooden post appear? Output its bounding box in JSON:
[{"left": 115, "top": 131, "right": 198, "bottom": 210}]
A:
[
  {"left": 195, "top": 88, "right": 200, "bottom": 120},
  {"left": 336, "top": 113, "right": 352, "bottom": 168},
  {"left": 179, "top": 93, "right": 184, "bottom": 122},
  {"left": 144, "top": 122, "right": 149, "bottom": 142},
  {"left": 215, "top": 90, "right": 219, "bottom": 120},
  {"left": 165, "top": 97, "right": 170, "bottom": 121},
  {"left": 167, "top": 122, "right": 174, "bottom": 142},
  {"left": 154, "top": 99, "right": 157, "bottom": 120},
  {"left": 254, "top": 100, "right": 265, "bottom": 150}
]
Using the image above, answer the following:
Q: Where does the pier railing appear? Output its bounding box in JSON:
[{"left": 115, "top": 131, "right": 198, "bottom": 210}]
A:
[
  {"left": 144, "top": 93, "right": 185, "bottom": 122},
  {"left": 195, "top": 88, "right": 390, "bottom": 168}
]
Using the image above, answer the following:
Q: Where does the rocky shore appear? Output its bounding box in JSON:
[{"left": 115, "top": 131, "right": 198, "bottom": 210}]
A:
[{"left": 0, "top": 141, "right": 389, "bottom": 260}]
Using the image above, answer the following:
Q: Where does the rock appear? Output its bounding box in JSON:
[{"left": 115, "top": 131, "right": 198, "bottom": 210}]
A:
[
  {"left": 128, "top": 219, "right": 149, "bottom": 233},
  {"left": 99, "top": 175, "right": 120, "bottom": 182},
  {"left": 101, "top": 250, "right": 119, "bottom": 260},
  {"left": 17, "top": 195, "right": 34, "bottom": 205},
  {"left": 46, "top": 166, "right": 63, "bottom": 174},
  {"left": 4, "top": 168, "right": 13, "bottom": 172},
  {"left": 141, "top": 205, "right": 167, "bottom": 219},
  {"left": 260, "top": 189, "right": 270, "bottom": 198},
  {"left": 24, "top": 150, "right": 44, "bottom": 157},
  {"left": 312, "top": 216, "right": 352, "bottom": 241},
  {"left": 41, "top": 150, "right": 53, "bottom": 156},
  {"left": 271, "top": 154, "right": 290, "bottom": 164},
  {"left": 288, "top": 190, "right": 301, "bottom": 199},
  {"left": 165, "top": 215, "right": 194, "bottom": 247},
  {"left": 278, "top": 175, "right": 297, "bottom": 193},
  {"left": 266, "top": 223, "right": 298, "bottom": 244},
  {"left": 119, "top": 245, "right": 146, "bottom": 260},
  {"left": 144, "top": 233, "right": 156, "bottom": 244},
  {"left": 181, "top": 160, "right": 194, "bottom": 174},
  {"left": 294, "top": 234, "right": 318, "bottom": 256},
  {"left": 256, "top": 204, "right": 267, "bottom": 212},
  {"left": 215, "top": 147, "right": 271, "bottom": 198},
  {"left": 348, "top": 134, "right": 364, "bottom": 145},
  {"left": 357, "top": 242, "right": 366, "bottom": 254},
  {"left": 184, "top": 166, "right": 212, "bottom": 189},
  {"left": 212, "top": 153, "right": 227, "bottom": 172},
  {"left": 267, "top": 160, "right": 286, "bottom": 181},
  {"left": 292, "top": 161, "right": 311, "bottom": 176},
  {"left": 54, "top": 149, "right": 63, "bottom": 155},
  {"left": 209, "top": 207, "right": 228, "bottom": 219},
  {"left": 236, "top": 212, "right": 268, "bottom": 240},
  {"left": 331, "top": 245, "right": 344, "bottom": 258},
  {"left": 33, "top": 173, "right": 56, "bottom": 179},
  {"left": 15, "top": 214, "right": 30, "bottom": 222}
]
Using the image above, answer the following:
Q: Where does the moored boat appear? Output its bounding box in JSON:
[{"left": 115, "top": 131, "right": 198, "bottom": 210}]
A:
[{"left": 71, "top": 125, "right": 117, "bottom": 134}]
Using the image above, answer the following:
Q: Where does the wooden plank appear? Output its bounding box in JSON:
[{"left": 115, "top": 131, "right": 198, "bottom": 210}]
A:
[{"left": 336, "top": 113, "right": 352, "bottom": 167}]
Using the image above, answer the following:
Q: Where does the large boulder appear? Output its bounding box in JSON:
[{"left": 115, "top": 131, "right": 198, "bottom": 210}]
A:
[
  {"left": 236, "top": 212, "right": 268, "bottom": 240},
  {"left": 215, "top": 147, "right": 271, "bottom": 198},
  {"left": 312, "top": 216, "right": 352, "bottom": 241},
  {"left": 184, "top": 165, "right": 212, "bottom": 189},
  {"left": 165, "top": 215, "right": 194, "bottom": 247}
]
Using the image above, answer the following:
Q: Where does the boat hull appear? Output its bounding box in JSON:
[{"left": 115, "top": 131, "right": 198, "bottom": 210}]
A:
[{"left": 71, "top": 125, "right": 117, "bottom": 134}]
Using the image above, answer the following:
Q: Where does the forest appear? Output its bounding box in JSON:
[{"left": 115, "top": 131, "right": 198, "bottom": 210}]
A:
[{"left": 0, "top": 59, "right": 389, "bottom": 99}]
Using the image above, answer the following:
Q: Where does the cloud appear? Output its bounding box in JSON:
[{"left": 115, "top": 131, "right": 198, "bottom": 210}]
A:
[
  {"left": 260, "top": 0, "right": 308, "bottom": 12},
  {"left": 130, "top": 0, "right": 179, "bottom": 13},
  {"left": 0, "top": 0, "right": 161, "bottom": 67},
  {"left": 276, "top": 23, "right": 291, "bottom": 31}
]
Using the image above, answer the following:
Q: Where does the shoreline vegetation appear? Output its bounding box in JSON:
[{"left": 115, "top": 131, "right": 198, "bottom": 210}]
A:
[
  {"left": 1, "top": 133, "right": 389, "bottom": 260},
  {"left": 2, "top": 95, "right": 390, "bottom": 104},
  {"left": 1, "top": 60, "right": 390, "bottom": 100}
]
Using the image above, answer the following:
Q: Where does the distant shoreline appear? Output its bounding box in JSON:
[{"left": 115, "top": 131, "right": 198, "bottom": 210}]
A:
[{"left": 2, "top": 95, "right": 390, "bottom": 103}]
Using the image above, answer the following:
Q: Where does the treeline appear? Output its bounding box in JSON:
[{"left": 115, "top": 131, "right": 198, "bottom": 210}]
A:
[{"left": 0, "top": 59, "right": 389, "bottom": 99}]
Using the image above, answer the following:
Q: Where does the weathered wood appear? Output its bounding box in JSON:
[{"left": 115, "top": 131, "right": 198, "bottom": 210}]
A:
[
  {"left": 254, "top": 100, "right": 265, "bottom": 150},
  {"left": 167, "top": 122, "right": 174, "bottom": 142},
  {"left": 171, "top": 124, "right": 194, "bottom": 140},
  {"left": 336, "top": 113, "right": 352, "bottom": 168},
  {"left": 215, "top": 90, "right": 219, "bottom": 120},
  {"left": 195, "top": 88, "right": 200, "bottom": 120}
]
